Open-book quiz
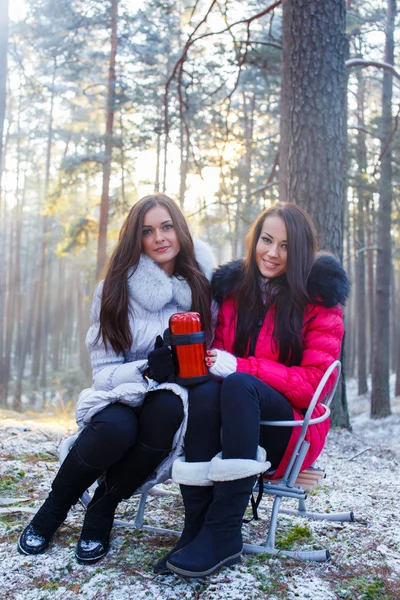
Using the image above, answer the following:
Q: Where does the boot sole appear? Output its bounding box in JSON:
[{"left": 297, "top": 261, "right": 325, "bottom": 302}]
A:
[
  {"left": 17, "top": 538, "right": 49, "bottom": 556},
  {"left": 75, "top": 547, "right": 109, "bottom": 565},
  {"left": 17, "top": 542, "right": 49, "bottom": 556},
  {"left": 166, "top": 550, "right": 242, "bottom": 578}
]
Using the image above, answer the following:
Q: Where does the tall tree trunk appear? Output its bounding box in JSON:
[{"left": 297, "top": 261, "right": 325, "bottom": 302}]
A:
[
  {"left": 355, "top": 70, "right": 368, "bottom": 395},
  {"left": 371, "top": 0, "right": 395, "bottom": 418},
  {"left": 119, "top": 111, "right": 127, "bottom": 211},
  {"left": 280, "top": 0, "right": 346, "bottom": 254},
  {"left": 395, "top": 265, "right": 400, "bottom": 396},
  {"left": 14, "top": 280, "right": 39, "bottom": 411},
  {"left": 366, "top": 197, "right": 375, "bottom": 372},
  {"left": 280, "top": 0, "right": 349, "bottom": 427},
  {"left": 278, "top": 0, "right": 292, "bottom": 202},
  {"left": 179, "top": 113, "right": 188, "bottom": 210},
  {"left": 390, "top": 261, "right": 396, "bottom": 374},
  {"left": 0, "top": 0, "right": 10, "bottom": 402},
  {"left": 154, "top": 125, "right": 162, "bottom": 192},
  {"left": 77, "top": 275, "right": 90, "bottom": 379},
  {"left": 349, "top": 204, "right": 357, "bottom": 377},
  {"left": 242, "top": 92, "right": 256, "bottom": 257},
  {"left": 0, "top": 0, "right": 9, "bottom": 191},
  {"left": 96, "top": 0, "right": 118, "bottom": 278},
  {"left": 52, "top": 259, "right": 64, "bottom": 373},
  {"left": 31, "top": 63, "right": 56, "bottom": 382},
  {"left": 3, "top": 210, "right": 16, "bottom": 405},
  {"left": 12, "top": 99, "right": 25, "bottom": 410}
]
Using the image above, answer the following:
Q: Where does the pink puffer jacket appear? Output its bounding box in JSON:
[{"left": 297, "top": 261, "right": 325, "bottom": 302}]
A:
[{"left": 211, "top": 254, "right": 349, "bottom": 478}]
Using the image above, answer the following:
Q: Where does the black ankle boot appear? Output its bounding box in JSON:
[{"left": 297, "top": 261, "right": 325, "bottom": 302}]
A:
[
  {"left": 75, "top": 482, "right": 120, "bottom": 565},
  {"left": 17, "top": 445, "right": 103, "bottom": 556},
  {"left": 166, "top": 476, "right": 255, "bottom": 578},
  {"left": 154, "top": 484, "right": 214, "bottom": 574},
  {"left": 75, "top": 440, "right": 171, "bottom": 564}
]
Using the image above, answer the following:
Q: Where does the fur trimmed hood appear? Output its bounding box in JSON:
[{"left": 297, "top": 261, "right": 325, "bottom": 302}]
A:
[{"left": 211, "top": 253, "right": 350, "bottom": 308}]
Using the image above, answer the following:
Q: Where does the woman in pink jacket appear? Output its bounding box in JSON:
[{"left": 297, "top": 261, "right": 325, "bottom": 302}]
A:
[{"left": 162, "top": 202, "right": 350, "bottom": 578}]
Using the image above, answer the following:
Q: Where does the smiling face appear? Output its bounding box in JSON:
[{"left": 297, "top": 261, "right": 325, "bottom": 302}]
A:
[
  {"left": 141, "top": 204, "right": 181, "bottom": 276},
  {"left": 255, "top": 215, "right": 288, "bottom": 278}
]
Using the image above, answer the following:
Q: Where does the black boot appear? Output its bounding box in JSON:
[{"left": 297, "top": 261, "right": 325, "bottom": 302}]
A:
[
  {"left": 17, "top": 446, "right": 103, "bottom": 556},
  {"left": 76, "top": 440, "right": 170, "bottom": 565},
  {"left": 75, "top": 482, "right": 120, "bottom": 565},
  {"left": 153, "top": 484, "right": 214, "bottom": 574},
  {"left": 166, "top": 476, "right": 255, "bottom": 578}
]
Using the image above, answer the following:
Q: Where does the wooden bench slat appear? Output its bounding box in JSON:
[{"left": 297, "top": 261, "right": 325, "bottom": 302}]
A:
[{"left": 264, "top": 468, "right": 326, "bottom": 492}]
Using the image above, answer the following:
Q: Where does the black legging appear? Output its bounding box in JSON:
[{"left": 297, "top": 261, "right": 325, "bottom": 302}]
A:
[
  {"left": 185, "top": 373, "right": 293, "bottom": 469},
  {"left": 74, "top": 389, "right": 184, "bottom": 495}
]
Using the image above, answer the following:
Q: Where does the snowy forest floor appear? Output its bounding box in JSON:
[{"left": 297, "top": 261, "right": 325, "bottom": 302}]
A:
[{"left": 0, "top": 378, "right": 399, "bottom": 600}]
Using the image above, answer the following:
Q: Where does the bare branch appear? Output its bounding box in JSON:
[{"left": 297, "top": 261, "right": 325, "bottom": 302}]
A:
[
  {"left": 346, "top": 58, "right": 400, "bottom": 81},
  {"left": 164, "top": 1, "right": 282, "bottom": 136},
  {"left": 189, "top": 0, "right": 202, "bottom": 25},
  {"left": 241, "top": 40, "right": 282, "bottom": 50},
  {"left": 343, "top": 246, "right": 380, "bottom": 262},
  {"left": 347, "top": 125, "right": 377, "bottom": 137},
  {"left": 163, "top": 0, "right": 219, "bottom": 143},
  {"left": 245, "top": 152, "right": 280, "bottom": 199}
]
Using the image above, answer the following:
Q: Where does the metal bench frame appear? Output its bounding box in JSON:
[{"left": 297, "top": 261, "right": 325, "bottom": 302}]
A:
[
  {"left": 59, "top": 359, "right": 354, "bottom": 562},
  {"left": 243, "top": 359, "right": 354, "bottom": 561}
]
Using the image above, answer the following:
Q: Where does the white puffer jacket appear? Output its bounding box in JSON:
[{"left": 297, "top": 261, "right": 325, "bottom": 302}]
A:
[{"left": 75, "top": 239, "right": 215, "bottom": 493}]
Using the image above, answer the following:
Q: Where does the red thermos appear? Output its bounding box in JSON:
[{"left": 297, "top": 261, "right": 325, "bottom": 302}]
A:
[{"left": 166, "top": 312, "right": 209, "bottom": 386}]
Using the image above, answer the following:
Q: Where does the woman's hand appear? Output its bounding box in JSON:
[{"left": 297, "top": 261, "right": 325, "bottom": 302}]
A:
[
  {"left": 205, "top": 349, "right": 217, "bottom": 368},
  {"left": 205, "top": 348, "right": 236, "bottom": 378},
  {"left": 147, "top": 336, "right": 176, "bottom": 383}
]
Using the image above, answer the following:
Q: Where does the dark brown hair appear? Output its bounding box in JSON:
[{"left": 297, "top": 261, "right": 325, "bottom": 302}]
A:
[
  {"left": 233, "top": 202, "right": 317, "bottom": 365},
  {"left": 96, "top": 194, "right": 212, "bottom": 354}
]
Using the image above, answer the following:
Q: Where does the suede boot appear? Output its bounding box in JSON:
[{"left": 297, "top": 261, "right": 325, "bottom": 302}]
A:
[
  {"left": 166, "top": 476, "right": 255, "bottom": 577},
  {"left": 153, "top": 484, "right": 214, "bottom": 574},
  {"left": 166, "top": 447, "right": 269, "bottom": 578},
  {"left": 18, "top": 446, "right": 103, "bottom": 556}
]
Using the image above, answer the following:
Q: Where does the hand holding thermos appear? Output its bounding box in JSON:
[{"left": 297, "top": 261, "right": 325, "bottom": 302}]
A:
[{"left": 147, "top": 336, "right": 176, "bottom": 383}]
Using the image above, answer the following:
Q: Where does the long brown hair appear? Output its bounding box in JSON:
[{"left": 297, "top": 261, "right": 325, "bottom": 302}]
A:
[
  {"left": 96, "top": 194, "right": 212, "bottom": 354},
  {"left": 233, "top": 203, "right": 317, "bottom": 365}
]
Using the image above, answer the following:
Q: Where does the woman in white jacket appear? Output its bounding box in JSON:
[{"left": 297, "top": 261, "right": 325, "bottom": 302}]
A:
[{"left": 18, "top": 194, "right": 215, "bottom": 565}]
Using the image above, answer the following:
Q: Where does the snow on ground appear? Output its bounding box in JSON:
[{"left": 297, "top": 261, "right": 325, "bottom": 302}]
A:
[{"left": 1, "top": 379, "right": 399, "bottom": 600}]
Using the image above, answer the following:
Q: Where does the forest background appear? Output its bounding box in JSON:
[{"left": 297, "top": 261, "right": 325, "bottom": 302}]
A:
[{"left": 0, "top": 0, "right": 399, "bottom": 428}]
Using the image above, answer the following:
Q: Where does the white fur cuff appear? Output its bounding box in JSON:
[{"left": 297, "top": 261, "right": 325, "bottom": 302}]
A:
[
  {"left": 209, "top": 446, "right": 271, "bottom": 481},
  {"left": 172, "top": 456, "right": 213, "bottom": 487},
  {"left": 209, "top": 349, "right": 237, "bottom": 379}
]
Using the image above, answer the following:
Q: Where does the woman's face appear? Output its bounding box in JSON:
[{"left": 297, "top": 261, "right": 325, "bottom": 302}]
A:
[
  {"left": 255, "top": 215, "right": 288, "bottom": 278},
  {"left": 141, "top": 205, "right": 181, "bottom": 276}
]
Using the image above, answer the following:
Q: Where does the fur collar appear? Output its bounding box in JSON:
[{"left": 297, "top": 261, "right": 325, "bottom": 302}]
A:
[
  {"left": 128, "top": 239, "right": 215, "bottom": 313},
  {"left": 211, "top": 253, "right": 350, "bottom": 308}
]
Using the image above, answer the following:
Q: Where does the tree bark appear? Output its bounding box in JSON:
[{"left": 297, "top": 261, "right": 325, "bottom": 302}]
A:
[
  {"left": 0, "top": 0, "right": 9, "bottom": 402},
  {"left": 280, "top": 0, "right": 349, "bottom": 427},
  {"left": 278, "top": 0, "right": 292, "bottom": 202},
  {"left": 154, "top": 125, "right": 162, "bottom": 192},
  {"left": 0, "top": 0, "right": 9, "bottom": 191},
  {"left": 395, "top": 265, "right": 400, "bottom": 396},
  {"left": 366, "top": 197, "right": 375, "bottom": 373},
  {"left": 179, "top": 114, "right": 188, "bottom": 210},
  {"left": 355, "top": 70, "right": 368, "bottom": 395},
  {"left": 31, "top": 63, "right": 56, "bottom": 382},
  {"left": 280, "top": 0, "right": 346, "bottom": 254},
  {"left": 96, "top": 0, "right": 118, "bottom": 278},
  {"left": 371, "top": 0, "right": 395, "bottom": 418}
]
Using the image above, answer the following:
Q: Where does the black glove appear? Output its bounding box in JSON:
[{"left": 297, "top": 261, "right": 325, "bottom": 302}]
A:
[{"left": 147, "top": 336, "right": 176, "bottom": 383}]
